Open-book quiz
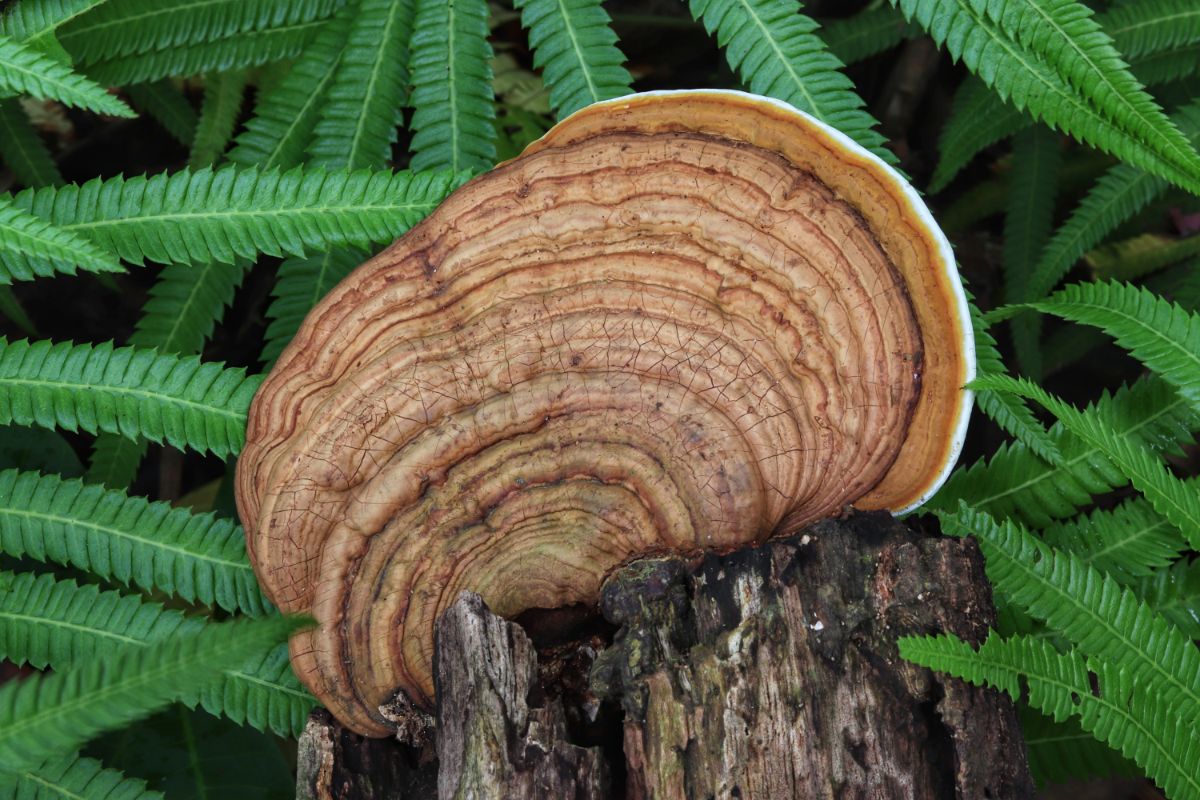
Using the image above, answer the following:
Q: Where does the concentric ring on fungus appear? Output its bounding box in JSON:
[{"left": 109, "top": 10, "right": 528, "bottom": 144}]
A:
[{"left": 235, "top": 90, "right": 976, "bottom": 736}]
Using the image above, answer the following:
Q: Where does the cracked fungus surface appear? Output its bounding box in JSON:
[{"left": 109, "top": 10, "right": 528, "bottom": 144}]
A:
[{"left": 235, "top": 91, "right": 973, "bottom": 736}]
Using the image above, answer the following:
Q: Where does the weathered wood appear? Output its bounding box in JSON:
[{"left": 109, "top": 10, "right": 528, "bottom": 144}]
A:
[
  {"left": 591, "top": 511, "right": 1034, "bottom": 799},
  {"left": 295, "top": 513, "right": 1032, "bottom": 799},
  {"left": 295, "top": 709, "right": 436, "bottom": 800}
]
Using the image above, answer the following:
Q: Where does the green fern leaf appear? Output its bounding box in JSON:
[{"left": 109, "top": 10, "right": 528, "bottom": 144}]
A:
[
  {"left": 80, "top": 18, "right": 326, "bottom": 85},
  {"left": 690, "top": 0, "right": 893, "bottom": 163},
  {"left": 59, "top": 0, "right": 342, "bottom": 65},
  {"left": 309, "top": 0, "right": 413, "bottom": 170},
  {"left": 1138, "top": 559, "right": 1200, "bottom": 640},
  {"left": 1130, "top": 46, "right": 1200, "bottom": 86},
  {"left": 1085, "top": 234, "right": 1200, "bottom": 283},
  {"left": 0, "top": 338, "right": 260, "bottom": 458},
  {"left": 900, "top": 632, "right": 1200, "bottom": 800},
  {"left": 0, "top": 286, "right": 35, "bottom": 338},
  {"left": 892, "top": 0, "right": 1200, "bottom": 194},
  {"left": 0, "top": 0, "right": 110, "bottom": 50},
  {"left": 0, "top": 197, "right": 120, "bottom": 284},
  {"left": 187, "top": 70, "right": 245, "bottom": 168},
  {"left": 0, "top": 34, "right": 131, "bottom": 116},
  {"left": 972, "top": 373, "right": 1200, "bottom": 547},
  {"left": 0, "top": 469, "right": 268, "bottom": 614},
  {"left": 9, "top": 165, "right": 464, "bottom": 269},
  {"left": 1021, "top": 708, "right": 1137, "bottom": 786},
  {"left": 124, "top": 80, "right": 196, "bottom": 146},
  {"left": 0, "top": 571, "right": 316, "bottom": 737},
  {"left": 409, "top": 0, "right": 496, "bottom": 173},
  {"left": 4, "top": 752, "right": 161, "bottom": 800},
  {"left": 515, "top": 0, "right": 633, "bottom": 120},
  {"left": 1022, "top": 281, "right": 1200, "bottom": 417},
  {"left": 262, "top": 247, "right": 364, "bottom": 368},
  {"left": 1103, "top": 0, "right": 1200, "bottom": 62},
  {"left": 929, "top": 76, "right": 1026, "bottom": 193},
  {"left": 820, "top": 5, "right": 914, "bottom": 66},
  {"left": 1041, "top": 496, "right": 1189, "bottom": 581},
  {"left": 226, "top": 5, "right": 353, "bottom": 170},
  {"left": 930, "top": 377, "right": 1199, "bottom": 526},
  {"left": 979, "top": 0, "right": 1200, "bottom": 186},
  {"left": 0, "top": 97, "right": 61, "bottom": 187},
  {"left": 0, "top": 613, "right": 303, "bottom": 776}
]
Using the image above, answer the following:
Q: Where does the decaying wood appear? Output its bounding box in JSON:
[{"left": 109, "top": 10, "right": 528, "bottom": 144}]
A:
[
  {"left": 295, "top": 709, "right": 436, "bottom": 800},
  {"left": 295, "top": 513, "right": 1032, "bottom": 799}
]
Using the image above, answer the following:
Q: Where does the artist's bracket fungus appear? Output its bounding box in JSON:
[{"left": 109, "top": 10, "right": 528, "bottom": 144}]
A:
[{"left": 236, "top": 90, "right": 975, "bottom": 736}]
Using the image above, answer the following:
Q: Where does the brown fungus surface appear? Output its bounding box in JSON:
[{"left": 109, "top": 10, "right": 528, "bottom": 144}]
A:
[{"left": 236, "top": 91, "right": 975, "bottom": 736}]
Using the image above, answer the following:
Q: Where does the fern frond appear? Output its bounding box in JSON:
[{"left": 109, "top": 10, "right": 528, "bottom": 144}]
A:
[
  {"left": 1024, "top": 102, "right": 1200, "bottom": 303},
  {"left": 0, "top": 338, "right": 260, "bottom": 458},
  {"left": 0, "top": 97, "right": 61, "bottom": 187},
  {"left": 309, "top": 0, "right": 413, "bottom": 170},
  {"left": 124, "top": 80, "right": 196, "bottom": 146},
  {"left": 5, "top": 752, "right": 162, "bottom": 800},
  {"left": 0, "top": 197, "right": 120, "bottom": 284},
  {"left": 188, "top": 70, "right": 245, "bottom": 168},
  {"left": 59, "top": 0, "right": 342, "bottom": 65},
  {"left": 1102, "top": 0, "right": 1200, "bottom": 61},
  {"left": 979, "top": 0, "right": 1200, "bottom": 187},
  {"left": 409, "top": 0, "right": 496, "bottom": 173},
  {"left": 938, "top": 504, "right": 1200, "bottom": 718},
  {"left": 0, "top": 571, "right": 315, "bottom": 736},
  {"left": 1138, "top": 559, "right": 1200, "bottom": 640},
  {"left": 0, "top": 613, "right": 302, "bottom": 775},
  {"left": 515, "top": 0, "right": 633, "bottom": 120},
  {"left": 0, "top": 469, "right": 268, "bottom": 613},
  {"left": 972, "top": 374, "right": 1200, "bottom": 548},
  {"left": 262, "top": 248, "right": 364, "bottom": 366},
  {"left": 1086, "top": 233, "right": 1200, "bottom": 282},
  {"left": 820, "top": 5, "right": 913, "bottom": 66},
  {"left": 900, "top": 632, "right": 1200, "bottom": 800},
  {"left": 0, "top": 286, "right": 35, "bottom": 338},
  {"left": 1130, "top": 46, "right": 1200, "bottom": 86},
  {"left": 11, "top": 165, "right": 465, "bottom": 269},
  {"left": 930, "top": 377, "right": 1198, "bottom": 526},
  {"left": 0, "top": 34, "right": 131, "bottom": 117},
  {"left": 1022, "top": 281, "right": 1200, "bottom": 417},
  {"left": 929, "top": 76, "right": 1026, "bottom": 193},
  {"left": 1021, "top": 708, "right": 1137, "bottom": 786},
  {"left": 81, "top": 19, "right": 325, "bottom": 85},
  {"left": 0, "top": 0, "right": 109, "bottom": 49},
  {"left": 1041, "top": 497, "right": 1188, "bottom": 581},
  {"left": 690, "top": 0, "right": 893, "bottom": 163},
  {"left": 891, "top": 0, "right": 1200, "bottom": 195},
  {"left": 226, "top": 5, "right": 353, "bottom": 170}
]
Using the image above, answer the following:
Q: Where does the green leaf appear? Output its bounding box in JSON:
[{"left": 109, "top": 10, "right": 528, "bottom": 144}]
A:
[
  {"left": 10, "top": 165, "right": 465, "bottom": 270},
  {"left": 0, "top": 0, "right": 111, "bottom": 50},
  {"left": 929, "top": 76, "right": 1026, "bottom": 193},
  {"left": 409, "top": 0, "right": 496, "bottom": 173},
  {"left": 515, "top": 0, "right": 633, "bottom": 120},
  {"left": 0, "top": 425, "right": 81, "bottom": 476},
  {"left": 0, "top": 571, "right": 315, "bottom": 737},
  {"left": 0, "top": 286, "right": 35, "bottom": 338},
  {"left": 1085, "top": 233, "right": 1200, "bottom": 282},
  {"left": 187, "top": 70, "right": 245, "bottom": 168},
  {"left": 0, "top": 98, "right": 61, "bottom": 187},
  {"left": 972, "top": 373, "right": 1200, "bottom": 548},
  {"left": 58, "top": 0, "right": 343, "bottom": 65},
  {"left": 1102, "top": 0, "right": 1200, "bottom": 62},
  {"left": 124, "top": 80, "right": 197, "bottom": 146},
  {"left": 226, "top": 5, "right": 353, "bottom": 170},
  {"left": 3, "top": 752, "right": 162, "bottom": 800},
  {"left": 0, "top": 196, "right": 121, "bottom": 285},
  {"left": 262, "top": 247, "right": 364, "bottom": 367},
  {"left": 891, "top": 0, "right": 1200, "bottom": 194},
  {"left": 1137, "top": 558, "right": 1200, "bottom": 640},
  {"left": 900, "top": 632, "right": 1200, "bottom": 800},
  {"left": 1041, "top": 496, "right": 1189, "bottom": 581},
  {"left": 0, "top": 613, "right": 303, "bottom": 775},
  {"left": 309, "top": 0, "right": 413, "bottom": 170},
  {"left": 1021, "top": 708, "right": 1137, "bottom": 787},
  {"left": 819, "top": 5, "right": 914, "bottom": 66},
  {"left": 0, "top": 469, "right": 268, "bottom": 614},
  {"left": 690, "top": 0, "right": 894, "bottom": 163},
  {"left": 0, "top": 338, "right": 260, "bottom": 458},
  {"left": 0, "top": 34, "right": 132, "bottom": 116}
]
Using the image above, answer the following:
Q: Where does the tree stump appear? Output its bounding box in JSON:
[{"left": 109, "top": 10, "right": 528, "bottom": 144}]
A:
[{"left": 295, "top": 512, "right": 1034, "bottom": 799}]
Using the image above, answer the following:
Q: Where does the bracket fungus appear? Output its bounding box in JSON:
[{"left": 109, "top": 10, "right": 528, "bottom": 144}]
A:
[{"left": 236, "top": 90, "right": 975, "bottom": 736}]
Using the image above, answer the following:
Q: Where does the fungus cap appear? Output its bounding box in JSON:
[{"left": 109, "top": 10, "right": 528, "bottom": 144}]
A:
[{"left": 236, "top": 89, "right": 975, "bottom": 736}]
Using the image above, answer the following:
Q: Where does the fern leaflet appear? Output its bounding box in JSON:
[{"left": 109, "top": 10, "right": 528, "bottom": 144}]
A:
[
  {"left": 820, "top": 5, "right": 913, "bottom": 66},
  {"left": 690, "top": 0, "right": 893, "bottom": 163},
  {"left": 1138, "top": 559, "right": 1200, "bottom": 640},
  {"left": 1102, "top": 0, "right": 1200, "bottom": 62},
  {"left": 900, "top": 632, "right": 1200, "bottom": 800},
  {"left": 1041, "top": 496, "right": 1189, "bottom": 581},
  {"left": 0, "top": 97, "right": 61, "bottom": 188},
  {"left": 262, "top": 247, "right": 364, "bottom": 368},
  {"left": 0, "top": 338, "right": 260, "bottom": 458},
  {"left": 125, "top": 80, "right": 197, "bottom": 147},
  {"left": 0, "top": 197, "right": 120, "bottom": 285},
  {"left": 0, "top": 0, "right": 109, "bottom": 49},
  {"left": 409, "top": 0, "right": 496, "bottom": 173},
  {"left": 515, "top": 0, "right": 633, "bottom": 120},
  {"left": 4, "top": 752, "right": 161, "bottom": 800},
  {"left": 0, "top": 571, "right": 315, "bottom": 737},
  {"left": 0, "top": 613, "right": 303, "bottom": 775},
  {"left": 929, "top": 76, "right": 1026, "bottom": 192},
  {"left": 0, "top": 34, "right": 132, "bottom": 117},
  {"left": 187, "top": 70, "right": 245, "bottom": 168},
  {"left": 1021, "top": 708, "right": 1137, "bottom": 786}
]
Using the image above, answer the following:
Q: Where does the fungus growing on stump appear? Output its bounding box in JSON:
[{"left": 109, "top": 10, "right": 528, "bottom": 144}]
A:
[{"left": 236, "top": 90, "right": 975, "bottom": 737}]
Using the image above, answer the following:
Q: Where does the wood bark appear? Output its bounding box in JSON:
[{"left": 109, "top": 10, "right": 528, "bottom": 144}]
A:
[{"left": 295, "top": 512, "right": 1033, "bottom": 799}]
